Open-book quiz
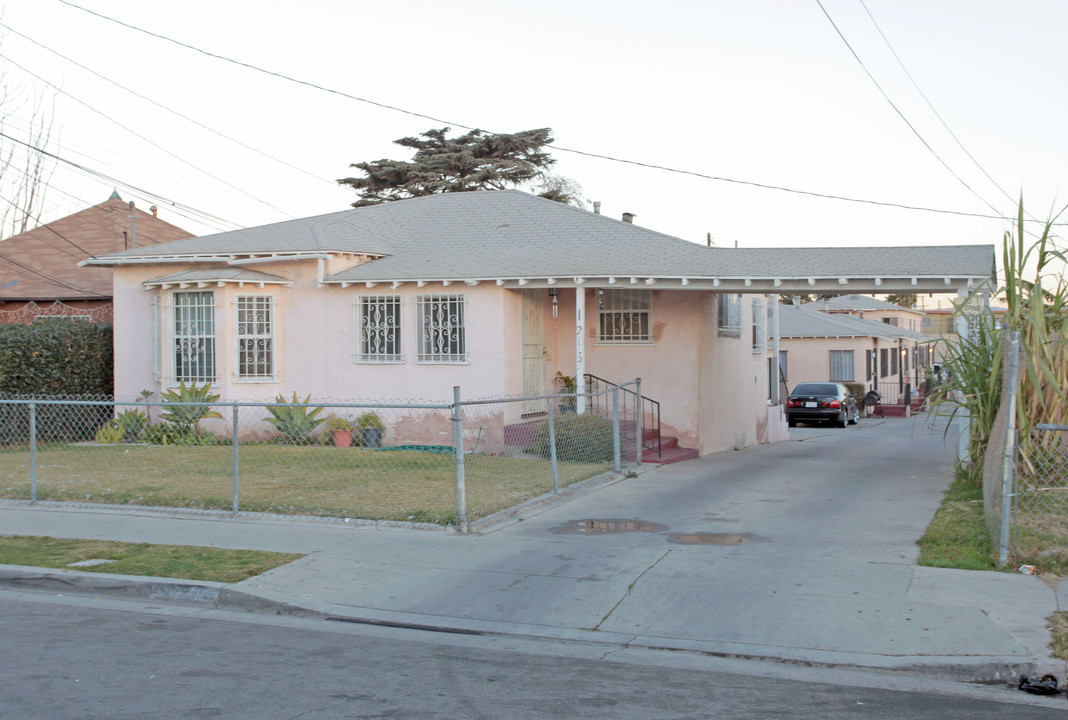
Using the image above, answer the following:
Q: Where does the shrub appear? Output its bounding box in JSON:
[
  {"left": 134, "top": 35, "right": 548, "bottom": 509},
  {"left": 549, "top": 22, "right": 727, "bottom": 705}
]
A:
[
  {"left": 160, "top": 382, "right": 222, "bottom": 435},
  {"left": 528, "top": 412, "right": 616, "bottom": 463},
  {"left": 265, "top": 393, "right": 326, "bottom": 444},
  {"left": 94, "top": 419, "right": 125, "bottom": 444}
]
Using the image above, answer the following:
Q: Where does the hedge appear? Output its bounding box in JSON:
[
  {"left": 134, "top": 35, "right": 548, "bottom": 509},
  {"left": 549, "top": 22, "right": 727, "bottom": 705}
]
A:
[{"left": 0, "top": 319, "right": 113, "bottom": 443}]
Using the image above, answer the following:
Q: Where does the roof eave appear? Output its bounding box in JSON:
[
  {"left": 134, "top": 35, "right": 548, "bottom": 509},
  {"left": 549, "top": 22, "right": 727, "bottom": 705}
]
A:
[{"left": 319, "top": 274, "right": 994, "bottom": 293}]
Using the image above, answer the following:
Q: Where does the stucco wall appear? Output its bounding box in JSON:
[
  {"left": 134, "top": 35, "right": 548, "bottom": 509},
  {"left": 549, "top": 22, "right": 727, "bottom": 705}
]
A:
[
  {"left": 699, "top": 294, "right": 789, "bottom": 454},
  {"left": 112, "top": 262, "right": 516, "bottom": 405},
  {"left": 111, "top": 265, "right": 790, "bottom": 455},
  {"left": 780, "top": 336, "right": 871, "bottom": 389}
]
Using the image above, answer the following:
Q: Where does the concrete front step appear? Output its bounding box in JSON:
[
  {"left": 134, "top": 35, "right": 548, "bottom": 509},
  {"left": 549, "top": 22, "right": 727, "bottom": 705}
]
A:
[{"left": 642, "top": 443, "right": 700, "bottom": 464}]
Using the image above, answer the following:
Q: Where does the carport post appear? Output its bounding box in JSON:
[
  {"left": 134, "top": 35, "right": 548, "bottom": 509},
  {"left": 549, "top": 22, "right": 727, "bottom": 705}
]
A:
[{"left": 452, "top": 386, "right": 468, "bottom": 532}]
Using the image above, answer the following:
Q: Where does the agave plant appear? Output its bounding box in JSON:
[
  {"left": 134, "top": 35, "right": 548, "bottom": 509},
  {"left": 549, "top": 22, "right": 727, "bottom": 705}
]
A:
[
  {"left": 265, "top": 392, "right": 327, "bottom": 444},
  {"left": 160, "top": 381, "right": 222, "bottom": 435}
]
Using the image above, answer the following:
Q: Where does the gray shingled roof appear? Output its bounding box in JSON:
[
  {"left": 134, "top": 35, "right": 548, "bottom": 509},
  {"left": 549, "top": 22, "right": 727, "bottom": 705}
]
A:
[
  {"left": 778, "top": 304, "right": 931, "bottom": 342},
  {"left": 142, "top": 268, "right": 293, "bottom": 288},
  {"left": 85, "top": 190, "right": 996, "bottom": 293},
  {"left": 817, "top": 294, "right": 924, "bottom": 314}
]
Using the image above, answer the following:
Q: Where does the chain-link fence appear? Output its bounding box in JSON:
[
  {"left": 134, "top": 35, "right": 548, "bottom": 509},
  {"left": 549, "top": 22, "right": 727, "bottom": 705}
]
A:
[
  {"left": 981, "top": 331, "right": 1019, "bottom": 563},
  {"left": 1014, "top": 424, "right": 1068, "bottom": 563},
  {"left": 0, "top": 383, "right": 644, "bottom": 530}
]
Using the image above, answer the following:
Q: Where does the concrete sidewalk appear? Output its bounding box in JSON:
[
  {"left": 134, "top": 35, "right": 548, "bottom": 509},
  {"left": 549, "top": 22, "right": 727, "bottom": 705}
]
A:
[{"left": 1, "top": 418, "right": 1064, "bottom": 684}]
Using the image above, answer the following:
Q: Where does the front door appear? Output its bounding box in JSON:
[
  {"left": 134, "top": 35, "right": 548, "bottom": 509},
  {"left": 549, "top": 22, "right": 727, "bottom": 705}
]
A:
[{"left": 521, "top": 289, "right": 546, "bottom": 414}]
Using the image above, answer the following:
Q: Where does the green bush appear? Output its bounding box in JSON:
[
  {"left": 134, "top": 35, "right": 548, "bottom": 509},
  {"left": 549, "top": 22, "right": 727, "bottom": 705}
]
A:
[
  {"left": 0, "top": 320, "right": 114, "bottom": 443},
  {"left": 265, "top": 393, "right": 326, "bottom": 444},
  {"left": 160, "top": 382, "right": 222, "bottom": 435},
  {"left": 143, "top": 422, "right": 219, "bottom": 446},
  {"left": 528, "top": 412, "right": 616, "bottom": 463},
  {"left": 0, "top": 319, "right": 112, "bottom": 396}
]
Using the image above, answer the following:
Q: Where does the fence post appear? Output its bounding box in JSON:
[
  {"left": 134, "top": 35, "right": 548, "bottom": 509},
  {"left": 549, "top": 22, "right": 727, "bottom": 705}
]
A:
[
  {"left": 547, "top": 398, "right": 559, "bottom": 493},
  {"left": 635, "top": 378, "right": 643, "bottom": 470},
  {"left": 231, "top": 403, "right": 240, "bottom": 515},
  {"left": 999, "top": 331, "right": 1021, "bottom": 565},
  {"left": 452, "top": 386, "right": 468, "bottom": 532},
  {"left": 29, "top": 402, "right": 37, "bottom": 503},
  {"left": 612, "top": 387, "right": 621, "bottom": 473}
]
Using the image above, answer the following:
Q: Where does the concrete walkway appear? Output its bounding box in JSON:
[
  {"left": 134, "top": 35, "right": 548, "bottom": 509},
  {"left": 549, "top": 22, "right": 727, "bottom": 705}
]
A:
[{"left": 1, "top": 416, "right": 1064, "bottom": 683}]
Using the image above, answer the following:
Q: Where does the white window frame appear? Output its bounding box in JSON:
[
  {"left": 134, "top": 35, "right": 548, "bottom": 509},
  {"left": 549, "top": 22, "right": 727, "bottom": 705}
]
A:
[
  {"left": 829, "top": 349, "right": 854, "bottom": 382},
  {"left": 717, "top": 293, "right": 742, "bottom": 337},
  {"left": 751, "top": 296, "right": 767, "bottom": 354},
  {"left": 357, "top": 295, "right": 403, "bottom": 363},
  {"left": 152, "top": 294, "right": 162, "bottom": 382},
  {"left": 597, "top": 289, "right": 652, "bottom": 344},
  {"left": 418, "top": 294, "right": 466, "bottom": 363},
  {"left": 235, "top": 294, "right": 275, "bottom": 381},
  {"left": 172, "top": 290, "right": 216, "bottom": 383}
]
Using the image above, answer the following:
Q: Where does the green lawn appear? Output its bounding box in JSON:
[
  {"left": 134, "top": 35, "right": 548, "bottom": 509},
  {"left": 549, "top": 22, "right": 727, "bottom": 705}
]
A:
[{"left": 0, "top": 443, "right": 608, "bottom": 523}]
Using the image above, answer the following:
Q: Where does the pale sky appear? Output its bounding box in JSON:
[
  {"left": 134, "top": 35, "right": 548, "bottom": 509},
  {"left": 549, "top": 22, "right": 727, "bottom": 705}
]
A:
[{"left": 1, "top": 0, "right": 1065, "bottom": 263}]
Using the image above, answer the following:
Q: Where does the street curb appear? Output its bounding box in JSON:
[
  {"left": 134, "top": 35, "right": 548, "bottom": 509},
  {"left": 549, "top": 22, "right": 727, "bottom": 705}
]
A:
[
  {"left": 2, "top": 564, "right": 1057, "bottom": 686},
  {"left": 0, "top": 565, "right": 226, "bottom": 605}
]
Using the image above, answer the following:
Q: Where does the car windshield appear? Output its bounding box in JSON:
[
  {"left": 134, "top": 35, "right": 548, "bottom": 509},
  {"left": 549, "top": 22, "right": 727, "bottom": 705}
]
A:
[{"left": 791, "top": 383, "right": 839, "bottom": 396}]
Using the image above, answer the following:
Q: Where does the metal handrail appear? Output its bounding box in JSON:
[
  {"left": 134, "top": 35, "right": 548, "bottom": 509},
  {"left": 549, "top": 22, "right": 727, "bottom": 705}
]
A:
[{"left": 583, "top": 373, "right": 661, "bottom": 459}]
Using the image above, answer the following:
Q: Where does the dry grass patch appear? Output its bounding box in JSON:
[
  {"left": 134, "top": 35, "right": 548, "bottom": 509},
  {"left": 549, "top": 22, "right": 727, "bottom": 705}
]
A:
[{"left": 0, "top": 444, "right": 607, "bottom": 523}]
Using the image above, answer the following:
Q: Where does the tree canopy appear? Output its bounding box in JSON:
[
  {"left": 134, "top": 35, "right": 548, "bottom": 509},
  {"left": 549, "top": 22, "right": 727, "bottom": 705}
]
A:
[{"left": 338, "top": 127, "right": 582, "bottom": 207}]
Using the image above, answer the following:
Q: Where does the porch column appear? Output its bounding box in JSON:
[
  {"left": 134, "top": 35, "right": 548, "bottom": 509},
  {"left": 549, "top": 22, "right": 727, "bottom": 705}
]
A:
[
  {"left": 771, "top": 295, "right": 781, "bottom": 404},
  {"left": 954, "top": 288, "right": 971, "bottom": 464},
  {"left": 576, "top": 286, "right": 586, "bottom": 414}
]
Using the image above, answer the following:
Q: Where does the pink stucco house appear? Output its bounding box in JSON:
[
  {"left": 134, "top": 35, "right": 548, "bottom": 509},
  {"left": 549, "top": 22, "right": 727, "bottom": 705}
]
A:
[
  {"left": 83, "top": 190, "right": 994, "bottom": 458},
  {"left": 775, "top": 302, "right": 934, "bottom": 405}
]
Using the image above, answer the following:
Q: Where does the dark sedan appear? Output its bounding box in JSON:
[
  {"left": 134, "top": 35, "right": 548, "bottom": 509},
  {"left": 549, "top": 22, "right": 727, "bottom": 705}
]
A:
[{"left": 787, "top": 382, "right": 860, "bottom": 428}]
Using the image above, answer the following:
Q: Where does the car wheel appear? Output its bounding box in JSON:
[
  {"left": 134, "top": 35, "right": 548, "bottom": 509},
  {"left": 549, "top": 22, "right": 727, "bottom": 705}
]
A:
[
  {"left": 849, "top": 408, "right": 860, "bottom": 425},
  {"left": 836, "top": 412, "right": 847, "bottom": 428},
  {"left": 788, "top": 418, "right": 797, "bottom": 428}
]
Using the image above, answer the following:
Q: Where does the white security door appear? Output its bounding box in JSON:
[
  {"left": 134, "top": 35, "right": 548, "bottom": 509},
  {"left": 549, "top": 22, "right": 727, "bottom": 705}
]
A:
[{"left": 521, "top": 289, "right": 546, "bottom": 413}]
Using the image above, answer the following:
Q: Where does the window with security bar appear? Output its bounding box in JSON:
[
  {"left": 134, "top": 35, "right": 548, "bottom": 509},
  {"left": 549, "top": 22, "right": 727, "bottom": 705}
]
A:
[
  {"left": 236, "top": 295, "right": 274, "bottom": 380},
  {"left": 751, "top": 296, "right": 767, "bottom": 353},
  {"left": 598, "top": 289, "right": 651, "bottom": 343},
  {"left": 717, "top": 293, "right": 741, "bottom": 337},
  {"left": 358, "top": 295, "right": 402, "bottom": 362},
  {"left": 418, "top": 294, "right": 466, "bottom": 363},
  {"left": 173, "top": 291, "right": 216, "bottom": 382}
]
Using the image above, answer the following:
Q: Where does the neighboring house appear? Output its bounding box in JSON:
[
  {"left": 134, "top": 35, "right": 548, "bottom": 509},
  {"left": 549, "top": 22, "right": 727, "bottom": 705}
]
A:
[
  {"left": 0, "top": 192, "right": 194, "bottom": 324},
  {"left": 83, "top": 190, "right": 994, "bottom": 457},
  {"left": 922, "top": 301, "right": 1008, "bottom": 366},
  {"left": 811, "top": 293, "right": 926, "bottom": 332},
  {"left": 775, "top": 303, "right": 933, "bottom": 404}
]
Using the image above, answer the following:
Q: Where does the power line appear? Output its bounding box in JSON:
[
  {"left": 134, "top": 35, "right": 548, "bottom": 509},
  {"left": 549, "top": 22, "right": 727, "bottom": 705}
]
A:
[
  {"left": 58, "top": 0, "right": 1047, "bottom": 226},
  {"left": 0, "top": 52, "right": 296, "bottom": 221},
  {"left": 0, "top": 20, "right": 338, "bottom": 191},
  {"left": 813, "top": 0, "right": 1002, "bottom": 218},
  {"left": 856, "top": 0, "right": 1023, "bottom": 213},
  {"left": 0, "top": 130, "right": 244, "bottom": 232}
]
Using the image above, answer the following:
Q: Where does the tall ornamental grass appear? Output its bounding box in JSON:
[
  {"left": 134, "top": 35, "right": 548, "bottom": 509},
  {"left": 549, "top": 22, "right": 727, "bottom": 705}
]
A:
[{"left": 932, "top": 200, "right": 1068, "bottom": 482}]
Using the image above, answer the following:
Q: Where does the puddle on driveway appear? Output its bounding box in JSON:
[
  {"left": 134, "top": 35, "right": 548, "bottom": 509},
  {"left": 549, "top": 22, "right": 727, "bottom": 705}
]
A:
[
  {"left": 666, "top": 532, "right": 768, "bottom": 545},
  {"left": 549, "top": 518, "right": 668, "bottom": 535}
]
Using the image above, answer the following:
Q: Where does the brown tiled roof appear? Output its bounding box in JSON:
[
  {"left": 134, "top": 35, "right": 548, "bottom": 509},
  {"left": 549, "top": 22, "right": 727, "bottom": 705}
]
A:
[{"left": 0, "top": 197, "right": 194, "bottom": 301}]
